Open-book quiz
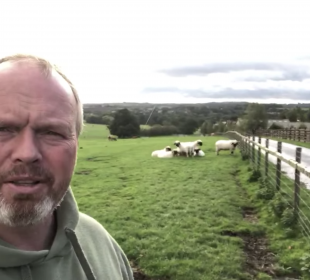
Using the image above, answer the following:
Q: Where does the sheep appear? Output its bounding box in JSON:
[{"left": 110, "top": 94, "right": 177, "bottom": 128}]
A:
[
  {"left": 174, "top": 140, "right": 203, "bottom": 157},
  {"left": 215, "top": 139, "right": 239, "bottom": 155},
  {"left": 108, "top": 135, "right": 117, "bottom": 141},
  {"left": 193, "top": 148, "right": 205, "bottom": 157},
  {"left": 173, "top": 140, "right": 191, "bottom": 157},
  {"left": 191, "top": 139, "right": 203, "bottom": 155},
  {"left": 157, "top": 149, "right": 179, "bottom": 158},
  {"left": 151, "top": 146, "right": 172, "bottom": 157},
  {"left": 172, "top": 147, "right": 186, "bottom": 157}
]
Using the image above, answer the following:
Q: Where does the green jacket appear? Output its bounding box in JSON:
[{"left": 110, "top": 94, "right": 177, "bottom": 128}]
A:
[{"left": 0, "top": 188, "right": 134, "bottom": 280}]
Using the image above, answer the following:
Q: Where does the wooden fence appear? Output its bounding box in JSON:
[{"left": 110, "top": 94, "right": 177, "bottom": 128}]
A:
[
  {"left": 257, "top": 128, "right": 310, "bottom": 143},
  {"left": 225, "top": 131, "right": 310, "bottom": 239}
]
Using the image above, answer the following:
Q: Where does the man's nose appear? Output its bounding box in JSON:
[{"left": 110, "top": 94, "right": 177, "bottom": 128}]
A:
[{"left": 11, "top": 130, "right": 42, "bottom": 163}]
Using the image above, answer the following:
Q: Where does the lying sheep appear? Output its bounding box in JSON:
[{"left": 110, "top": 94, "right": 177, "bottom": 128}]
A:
[
  {"left": 193, "top": 148, "right": 205, "bottom": 157},
  {"left": 157, "top": 149, "right": 179, "bottom": 158},
  {"left": 151, "top": 146, "right": 172, "bottom": 157},
  {"left": 215, "top": 139, "right": 239, "bottom": 155},
  {"left": 174, "top": 140, "right": 203, "bottom": 157},
  {"left": 173, "top": 147, "right": 187, "bottom": 157}
]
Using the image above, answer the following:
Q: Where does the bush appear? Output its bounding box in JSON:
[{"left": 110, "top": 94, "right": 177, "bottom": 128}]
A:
[{"left": 140, "top": 125, "right": 179, "bottom": 137}]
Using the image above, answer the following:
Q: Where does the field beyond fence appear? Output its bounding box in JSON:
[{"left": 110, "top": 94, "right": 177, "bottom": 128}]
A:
[{"left": 257, "top": 128, "right": 310, "bottom": 143}]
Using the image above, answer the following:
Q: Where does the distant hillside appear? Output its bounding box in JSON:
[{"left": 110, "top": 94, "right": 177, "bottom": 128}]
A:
[{"left": 83, "top": 102, "right": 310, "bottom": 128}]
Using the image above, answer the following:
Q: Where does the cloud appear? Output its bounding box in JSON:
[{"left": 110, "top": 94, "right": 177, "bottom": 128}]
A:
[
  {"left": 142, "top": 86, "right": 310, "bottom": 100},
  {"left": 159, "top": 62, "right": 310, "bottom": 82}
]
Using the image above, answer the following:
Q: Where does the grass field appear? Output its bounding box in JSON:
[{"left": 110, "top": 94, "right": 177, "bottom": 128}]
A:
[
  {"left": 267, "top": 137, "right": 310, "bottom": 149},
  {"left": 72, "top": 124, "right": 310, "bottom": 279}
]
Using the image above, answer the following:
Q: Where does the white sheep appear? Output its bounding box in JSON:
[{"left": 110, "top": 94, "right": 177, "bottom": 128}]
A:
[
  {"left": 174, "top": 140, "right": 203, "bottom": 157},
  {"left": 215, "top": 139, "right": 239, "bottom": 155},
  {"left": 151, "top": 146, "right": 172, "bottom": 157},
  {"left": 157, "top": 149, "right": 179, "bottom": 158},
  {"left": 193, "top": 148, "right": 205, "bottom": 157}
]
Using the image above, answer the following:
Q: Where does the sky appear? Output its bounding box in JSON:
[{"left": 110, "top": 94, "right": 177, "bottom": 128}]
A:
[{"left": 1, "top": 0, "right": 310, "bottom": 104}]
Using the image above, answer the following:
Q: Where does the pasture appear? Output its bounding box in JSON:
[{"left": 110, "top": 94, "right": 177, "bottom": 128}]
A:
[{"left": 71, "top": 124, "right": 307, "bottom": 279}]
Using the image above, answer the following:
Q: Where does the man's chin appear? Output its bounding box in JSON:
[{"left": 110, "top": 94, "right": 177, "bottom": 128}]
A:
[{"left": 0, "top": 196, "right": 56, "bottom": 227}]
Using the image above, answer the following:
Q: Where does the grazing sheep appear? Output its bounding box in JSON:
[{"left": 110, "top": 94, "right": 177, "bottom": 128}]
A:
[
  {"left": 174, "top": 140, "right": 203, "bottom": 157},
  {"left": 108, "top": 135, "right": 117, "bottom": 141},
  {"left": 215, "top": 139, "right": 239, "bottom": 155},
  {"left": 193, "top": 148, "right": 205, "bottom": 157},
  {"left": 151, "top": 146, "right": 172, "bottom": 157}
]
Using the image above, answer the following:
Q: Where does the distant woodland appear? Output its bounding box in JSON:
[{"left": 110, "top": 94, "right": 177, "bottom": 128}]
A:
[{"left": 83, "top": 102, "right": 310, "bottom": 138}]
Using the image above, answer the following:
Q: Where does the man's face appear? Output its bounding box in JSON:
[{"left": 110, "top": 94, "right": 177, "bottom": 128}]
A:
[{"left": 0, "top": 62, "right": 78, "bottom": 227}]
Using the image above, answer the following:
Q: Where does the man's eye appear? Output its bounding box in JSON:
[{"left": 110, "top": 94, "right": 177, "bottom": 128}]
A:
[{"left": 43, "top": 131, "right": 65, "bottom": 138}]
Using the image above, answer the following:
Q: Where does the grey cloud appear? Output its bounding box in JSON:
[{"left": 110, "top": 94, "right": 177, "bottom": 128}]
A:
[
  {"left": 159, "top": 62, "right": 310, "bottom": 82},
  {"left": 142, "top": 86, "right": 310, "bottom": 100}
]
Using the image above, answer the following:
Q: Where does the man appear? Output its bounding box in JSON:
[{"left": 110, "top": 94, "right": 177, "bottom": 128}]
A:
[{"left": 0, "top": 54, "right": 134, "bottom": 280}]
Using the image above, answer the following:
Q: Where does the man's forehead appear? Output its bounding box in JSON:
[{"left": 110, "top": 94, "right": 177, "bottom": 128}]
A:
[
  {"left": 0, "top": 60, "right": 77, "bottom": 123},
  {"left": 0, "top": 61, "right": 74, "bottom": 101}
]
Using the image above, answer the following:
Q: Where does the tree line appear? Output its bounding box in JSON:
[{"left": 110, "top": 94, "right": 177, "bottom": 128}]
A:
[{"left": 84, "top": 103, "right": 310, "bottom": 138}]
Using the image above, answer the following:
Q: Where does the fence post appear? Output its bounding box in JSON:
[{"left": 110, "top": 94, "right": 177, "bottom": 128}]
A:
[
  {"left": 265, "top": 139, "right": 269, "bottom": 177},
  {"left": 252, "top": 135, "right": 255, "bottom": 165},
  {"left": 258, "top": 137, "right": 261, "bottom": 170},
  {"left": 240, "top": 135, "right": 244, "bottom": 154},
  {"left": 294, "top": 147, "right": 302, "bottom": 217},
  {"left": 276, "top": 141, "right": 282, "bottom": 191}
]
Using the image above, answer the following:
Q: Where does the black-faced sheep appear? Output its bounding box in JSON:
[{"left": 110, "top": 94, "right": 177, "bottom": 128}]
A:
[{"left": 215, "top": 139, "right": 239, "bottom": 155}]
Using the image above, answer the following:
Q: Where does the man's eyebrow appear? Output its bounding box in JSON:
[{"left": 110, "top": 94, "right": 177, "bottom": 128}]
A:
[
  {"left": 0, "top": 119, "right": 74, "bottom": 134},
  {"left": 0, "top": 120, "right": 21, "bottom": 127},
  {"left": 35, "top": 121, "right": 74, "bottom": 133}
]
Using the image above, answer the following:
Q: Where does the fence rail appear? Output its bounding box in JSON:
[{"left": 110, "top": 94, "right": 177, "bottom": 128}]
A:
[
  {"left": 226, "top": 130, "right": 310, "bottom": 242},
  {"left": 257, "top": 128, "right": 310, "bottom": 143}
]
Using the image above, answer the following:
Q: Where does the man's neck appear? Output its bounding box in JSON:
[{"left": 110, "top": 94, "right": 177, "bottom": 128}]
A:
[{"left": 0, "top": 212, "right": 57, "bottom": 251}]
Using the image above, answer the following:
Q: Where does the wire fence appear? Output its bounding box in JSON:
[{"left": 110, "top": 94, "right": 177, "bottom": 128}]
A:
[{"left": 226, "top": 131, "right": 310, "bottom": 241}]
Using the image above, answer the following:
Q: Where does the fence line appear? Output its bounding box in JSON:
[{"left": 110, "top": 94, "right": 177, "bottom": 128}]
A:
[
  {"left": 257, "top": 128, "right": 310, "bottom": 143},
  {"left": 226, "top": 130, "right": 310, "bottom": 242}
]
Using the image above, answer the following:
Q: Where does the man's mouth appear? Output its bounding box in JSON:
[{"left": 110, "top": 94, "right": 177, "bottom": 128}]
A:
[
  {"left": 5, "top": 177, "right": 44, "bottom": 187},
  {"left": 10, "top": 180, "right": 41, "bottom": 186}
]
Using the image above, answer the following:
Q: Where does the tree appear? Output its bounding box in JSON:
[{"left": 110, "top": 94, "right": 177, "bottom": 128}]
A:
[
  {"left": 178, "top": 118, "right": 199, "bottom": 135},
  {"left": 101, "top": 115, "right": 114, "bottom": 125},
  {"left": 242, "top": 103, "right": 268, "bottom": 134},
  {"left": 287, "top": 109, "right": 298, "bottom": 122},
  {"left": 108, "top": 109, "right": 140, "bottom": 138},
  {"left": 85, "top": 114, "right": 104, "bottom": 124},
  {"left": 279, "top": 110, "right": 287, "bottom": 119},
  {"left": 200, "top": 120, "right": 213, "bottom": 135},
  {"left": 307, "top": 108, "right": 310, "bottom": 122}
]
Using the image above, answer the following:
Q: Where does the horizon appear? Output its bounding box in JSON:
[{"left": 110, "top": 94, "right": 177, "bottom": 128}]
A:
[{"left": 83, "top": 100, "right": 310, "bottom": 105}]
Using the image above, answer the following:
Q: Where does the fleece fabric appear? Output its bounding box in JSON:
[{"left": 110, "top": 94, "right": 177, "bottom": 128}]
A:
[{"left": 0, "top": 188, "right": 134, "bottom": 280}]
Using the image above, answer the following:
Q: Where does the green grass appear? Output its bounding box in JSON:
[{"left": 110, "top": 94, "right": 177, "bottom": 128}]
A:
[
  {"left": 238, "top": 148, "right": 310, "bottom": 278},
  {"left": 71, "top": 124, "right": 310, "bottom": 279}
]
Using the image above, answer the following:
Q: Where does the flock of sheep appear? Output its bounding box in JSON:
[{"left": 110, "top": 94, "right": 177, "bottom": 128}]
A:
[{"left": 151, "top": 139, "right": 239, "bottom": 158}]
